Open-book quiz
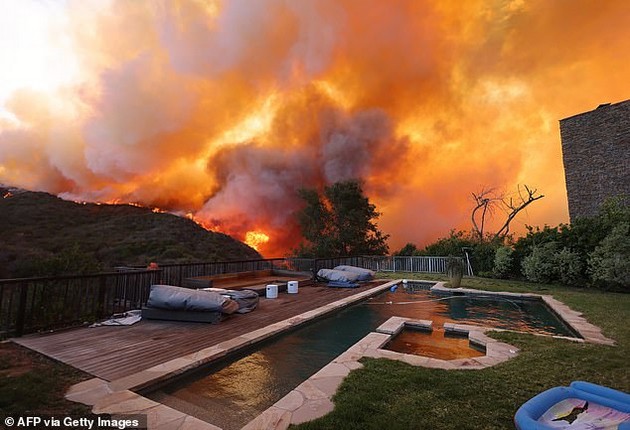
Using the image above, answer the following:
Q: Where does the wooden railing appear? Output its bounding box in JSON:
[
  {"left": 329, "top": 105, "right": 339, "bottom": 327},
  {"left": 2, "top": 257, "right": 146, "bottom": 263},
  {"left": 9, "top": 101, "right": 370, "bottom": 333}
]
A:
[
  {"left": 0, "top": 270, "right": 161, "bottom": 339},
  {"left": 0, "top": 258, "right": 317, "bottom": 338},
  {"left": 1, "top": 255, "right": 469, "bottom": 338}
]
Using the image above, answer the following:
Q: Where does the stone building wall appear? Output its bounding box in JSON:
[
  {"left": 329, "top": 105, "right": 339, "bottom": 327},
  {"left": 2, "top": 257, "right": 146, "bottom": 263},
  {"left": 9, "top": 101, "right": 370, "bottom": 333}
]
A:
[{"left": 559, "top": 100, "right": 630, "bottom": 221}]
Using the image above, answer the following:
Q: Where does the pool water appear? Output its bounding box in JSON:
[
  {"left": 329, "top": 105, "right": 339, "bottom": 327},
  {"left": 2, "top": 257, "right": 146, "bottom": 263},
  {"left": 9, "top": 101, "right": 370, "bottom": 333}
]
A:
[
  {"left": 384, "top": 328, "right": 485, "bottom": 359},
  {"left": 145, "top": 283, "right": 577, "bottom": 429},
  {"left": 367, "top": 284, "right": 577, "bottom": 337},
  {"left": 147, "top": 304, "right": 383, "bottom": 430}
]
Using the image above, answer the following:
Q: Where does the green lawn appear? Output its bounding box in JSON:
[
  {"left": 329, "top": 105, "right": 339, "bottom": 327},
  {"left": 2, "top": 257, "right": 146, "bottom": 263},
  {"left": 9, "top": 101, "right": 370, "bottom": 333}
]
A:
[
  {"left": 293, "top": 274, "right": 630, "bottom": 430},
  {"left": 0, "top": 341, "right": 92, "bottom": 417}
]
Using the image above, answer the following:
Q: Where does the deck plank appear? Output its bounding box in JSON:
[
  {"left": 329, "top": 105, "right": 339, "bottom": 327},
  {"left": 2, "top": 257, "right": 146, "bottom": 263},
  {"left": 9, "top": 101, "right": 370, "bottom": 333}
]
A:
[{"left": 13, "top": 281, "right": 387, "bottom": 381}]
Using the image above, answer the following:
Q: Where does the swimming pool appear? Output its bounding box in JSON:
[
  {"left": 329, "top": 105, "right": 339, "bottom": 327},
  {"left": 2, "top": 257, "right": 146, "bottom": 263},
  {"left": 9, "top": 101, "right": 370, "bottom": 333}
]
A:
[
  {"left": 368, "top": 283, "right": 578, "bottom": 337},
  {"left": 144, "top": 282, "right": 578, "bottom": 429}
]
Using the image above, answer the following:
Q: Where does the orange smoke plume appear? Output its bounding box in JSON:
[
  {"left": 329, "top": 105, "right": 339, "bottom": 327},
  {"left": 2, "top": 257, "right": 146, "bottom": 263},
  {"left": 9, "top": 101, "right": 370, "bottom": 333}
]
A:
[{"left": 1, "top": 0, "right": 629, "bottom": 256}]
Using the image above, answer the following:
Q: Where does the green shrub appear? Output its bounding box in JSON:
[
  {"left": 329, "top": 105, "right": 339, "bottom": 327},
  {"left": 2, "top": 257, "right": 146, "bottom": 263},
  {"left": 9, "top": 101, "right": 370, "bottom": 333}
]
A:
[
  {"left": 414, "top": 230, "right": 500, "bottom": 274},
  {"left": 522, "top": 242, "right": 558, "bottom": 283},
  {"left": 471, "top": 241, "right": 500, "bottom": 273},
  {"left": 511, "top": 197, "right": 630, "bottom": 287},
  {"left": 421, "top": 230, "right": 476, "bottom": 257},
  {"left": 395, "top": 243, "right": 420, "bottom": 256},
  {"left": 512, "top": 225, "right": 561, "bottom": 278},
  {"left": 555, "top": 248, "right": 585, "bottom": 286},
  {"left": 14, "top": 244, "right": 102, "bottom": 277},
  {"left": 588, "top": 222, "right": 630, "bottom": 291},
  {"left": 493, "top": 246, "right": 514, "bottom": 279}
]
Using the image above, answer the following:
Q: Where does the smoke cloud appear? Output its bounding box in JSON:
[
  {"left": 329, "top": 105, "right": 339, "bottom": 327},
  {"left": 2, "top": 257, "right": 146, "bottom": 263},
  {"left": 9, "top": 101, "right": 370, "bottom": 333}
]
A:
[{"left": 1, "top": 0, "right": 629, "bottom": 255}]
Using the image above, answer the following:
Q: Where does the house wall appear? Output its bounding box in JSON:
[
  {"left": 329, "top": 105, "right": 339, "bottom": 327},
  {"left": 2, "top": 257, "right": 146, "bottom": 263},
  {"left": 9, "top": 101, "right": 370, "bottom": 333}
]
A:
[{"left": 559, "top": 100, "right": 630, "bottom": 220}]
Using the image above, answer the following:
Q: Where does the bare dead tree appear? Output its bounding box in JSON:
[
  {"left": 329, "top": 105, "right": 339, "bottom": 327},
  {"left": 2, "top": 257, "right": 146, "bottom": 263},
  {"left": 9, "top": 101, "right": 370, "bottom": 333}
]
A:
[
  {"left": 493, "top": 184, "right": 544, "bottom": 240},
  {"left": 471, "top": 188, "right": 501, "bottom": 241},
  {"left": 471, "top": 185, "right": 544, "bottom": 242}
]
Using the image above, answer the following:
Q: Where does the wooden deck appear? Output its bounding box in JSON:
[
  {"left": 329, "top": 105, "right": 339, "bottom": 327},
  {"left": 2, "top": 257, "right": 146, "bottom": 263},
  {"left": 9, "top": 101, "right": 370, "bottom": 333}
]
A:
[{"left": 13, "top": 281, "right": 387, "bottom": 382}]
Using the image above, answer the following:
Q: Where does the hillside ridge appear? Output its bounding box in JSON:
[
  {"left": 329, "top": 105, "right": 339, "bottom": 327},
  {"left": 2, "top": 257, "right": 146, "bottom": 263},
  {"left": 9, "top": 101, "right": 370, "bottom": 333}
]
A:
[{"left": 0, "top": 186, "right": 261, "bottom": 278}]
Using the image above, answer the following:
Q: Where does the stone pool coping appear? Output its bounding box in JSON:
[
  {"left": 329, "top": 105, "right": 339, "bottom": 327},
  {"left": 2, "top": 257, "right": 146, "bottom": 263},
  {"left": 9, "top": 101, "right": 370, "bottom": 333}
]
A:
[{"left": 64, "top": 279, "right": 616, "bottom": 429}]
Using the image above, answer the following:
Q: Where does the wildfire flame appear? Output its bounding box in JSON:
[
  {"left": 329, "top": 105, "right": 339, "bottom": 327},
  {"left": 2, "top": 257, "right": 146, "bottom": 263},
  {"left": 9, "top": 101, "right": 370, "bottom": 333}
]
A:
[
  {"left": 244, "top": 231, "right": 271, "bottom": 252},
  {"left": 184, "top": 212, "right": 215, "bottom": 232},
  {"left": 1, "top": 1, "right": 629, "bottom": 257}
]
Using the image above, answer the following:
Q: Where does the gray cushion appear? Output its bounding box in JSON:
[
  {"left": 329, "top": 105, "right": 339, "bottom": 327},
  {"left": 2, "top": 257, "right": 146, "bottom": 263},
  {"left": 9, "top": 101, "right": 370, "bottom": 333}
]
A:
[
  {"left": 317, "top": 269, "right": 360, "bottom": 282},
  {"left": 147, "top": 284, "right": 225, "bottom": 312},
  {"left": 333, "top": 265, "right": 375, "bottom": 281}
]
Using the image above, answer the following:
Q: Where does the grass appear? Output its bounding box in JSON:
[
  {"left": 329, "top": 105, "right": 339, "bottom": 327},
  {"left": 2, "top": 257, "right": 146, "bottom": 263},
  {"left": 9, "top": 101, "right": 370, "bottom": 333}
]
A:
[
  {"left": 0, "top": 342, "right": 93, "bottom": 416},
  {"left": 293, "top": 273, "right": 630, "bottom": 430}
]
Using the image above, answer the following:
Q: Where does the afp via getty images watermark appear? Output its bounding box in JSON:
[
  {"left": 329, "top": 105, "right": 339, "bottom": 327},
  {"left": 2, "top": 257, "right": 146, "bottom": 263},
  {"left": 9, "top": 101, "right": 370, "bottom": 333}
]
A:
[{"left": 2, "top": 414, "right": 147, "bottom": 430}]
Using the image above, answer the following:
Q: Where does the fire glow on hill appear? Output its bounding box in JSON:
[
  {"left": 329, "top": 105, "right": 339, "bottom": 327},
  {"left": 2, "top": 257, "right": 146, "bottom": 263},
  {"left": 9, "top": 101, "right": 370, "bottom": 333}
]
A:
[{"left": 1, "top": 0, "right": 629, "bottom": 255}]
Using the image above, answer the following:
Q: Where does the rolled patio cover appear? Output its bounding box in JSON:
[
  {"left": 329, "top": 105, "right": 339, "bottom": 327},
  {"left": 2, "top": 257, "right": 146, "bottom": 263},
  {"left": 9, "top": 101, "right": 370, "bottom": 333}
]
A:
[
  {"left": 333, "top": 265, "right": 375, "bottom": 281},
  {"left": 147, "top": 284, "right": 226, "bottom": 312},
  {"left": 201, "top": 288, "right": 260, "bottom": 313},
  {"left": 317, "top": 268, "right": 360, "bottom": 283}
]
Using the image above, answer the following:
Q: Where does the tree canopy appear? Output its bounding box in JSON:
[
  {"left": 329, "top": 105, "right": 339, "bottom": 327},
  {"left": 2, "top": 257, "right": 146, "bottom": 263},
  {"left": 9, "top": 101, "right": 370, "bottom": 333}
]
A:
[{"left": 294, "top": 180, "right": 389, "bottom": 258}]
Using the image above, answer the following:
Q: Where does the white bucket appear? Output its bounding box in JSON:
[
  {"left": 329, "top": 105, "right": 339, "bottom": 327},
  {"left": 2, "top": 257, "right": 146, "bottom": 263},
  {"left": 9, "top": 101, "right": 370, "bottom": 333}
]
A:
[
  {"left": 287, "top": 281, "right": 299, "bottom": 294},
  {"left": 266, "top": 284, "right": 278, "bottom": 299}
]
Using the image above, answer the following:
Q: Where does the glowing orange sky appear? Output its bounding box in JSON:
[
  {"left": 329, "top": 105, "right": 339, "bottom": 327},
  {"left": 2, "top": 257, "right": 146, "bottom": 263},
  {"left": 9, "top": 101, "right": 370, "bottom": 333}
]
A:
[{"left": 1, "top": 0, "right": 629, "bottom": 256}]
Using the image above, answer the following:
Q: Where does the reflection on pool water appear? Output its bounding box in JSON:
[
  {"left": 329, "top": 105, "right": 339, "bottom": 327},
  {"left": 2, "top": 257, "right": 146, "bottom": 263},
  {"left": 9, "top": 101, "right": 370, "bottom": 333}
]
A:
[
  {"left": 145, "top": 282, "right": 577, "bottom": 429},
  {"left": 369, "top": 284, "right": 576, "bottom": 337},
  {"left": 384, "top": 328, "right": 485, "bottom": 359},
  {"left": 147, "top": 303, "right": 381, "bottom": 430}
]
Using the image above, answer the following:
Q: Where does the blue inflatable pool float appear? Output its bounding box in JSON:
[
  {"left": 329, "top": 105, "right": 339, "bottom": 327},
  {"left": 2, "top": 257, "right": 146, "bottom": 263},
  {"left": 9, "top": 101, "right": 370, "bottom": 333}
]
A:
[{"left": 515, "top": 381, "right": 630, "bottom": 429}]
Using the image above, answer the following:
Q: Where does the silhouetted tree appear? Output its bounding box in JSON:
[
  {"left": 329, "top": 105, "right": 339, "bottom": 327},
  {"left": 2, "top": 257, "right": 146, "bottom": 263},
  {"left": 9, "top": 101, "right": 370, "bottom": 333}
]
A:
[
  {"left": 395, "top": 243, "right": 420, "bottom": 256},
  {"left": 294, "top": 180, "right": 389, "bottom": 258},
  {"left": 472, "top": 184, "right": 544, "bottom": 242}
]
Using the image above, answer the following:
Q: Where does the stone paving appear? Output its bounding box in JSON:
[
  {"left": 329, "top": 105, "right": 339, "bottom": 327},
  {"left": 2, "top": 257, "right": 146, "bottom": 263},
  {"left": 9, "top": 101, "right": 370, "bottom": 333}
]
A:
[{"left": 64, "top": 279, "right": 616, "bottom": 429}]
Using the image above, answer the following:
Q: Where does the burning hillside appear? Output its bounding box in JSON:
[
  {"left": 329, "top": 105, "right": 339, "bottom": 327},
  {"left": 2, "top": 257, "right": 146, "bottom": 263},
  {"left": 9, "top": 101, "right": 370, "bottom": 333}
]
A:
[
  {"left": 0, "top": 186, "right": 261, "bottom": 278},
  {"left": 1, "top": 0, "right": 629, "bottom": 255}
]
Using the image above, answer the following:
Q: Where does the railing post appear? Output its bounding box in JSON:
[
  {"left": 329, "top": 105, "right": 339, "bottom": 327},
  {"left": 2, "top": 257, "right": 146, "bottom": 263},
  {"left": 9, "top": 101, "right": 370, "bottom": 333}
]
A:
[
  {"left": 14, "top": 282, "right": 28, "bottom": 337},
  {"left": 98, "top": 276, "right": 107, "bottom": 318}
]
